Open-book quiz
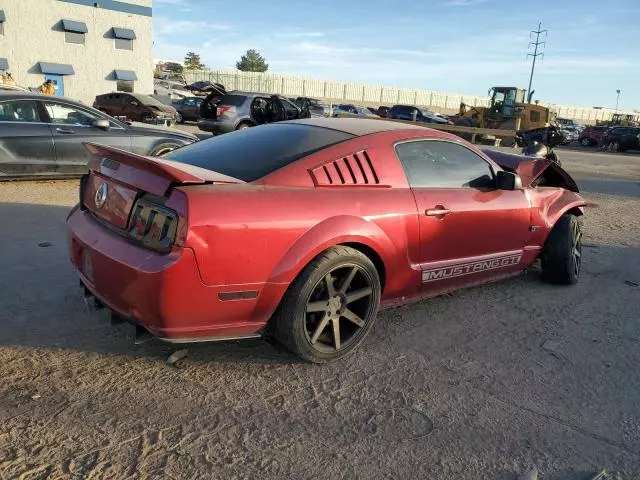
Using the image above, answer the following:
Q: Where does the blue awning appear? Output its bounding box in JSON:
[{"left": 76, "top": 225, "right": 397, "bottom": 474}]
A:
[
  {"left": 62, "top": 19, "right": 88, "bottom": 33},
  {"left": 112, "top": 27, "right": 136, "bottom": 40},
  {"left": 0, "top": 10, "right": 6, "bottom": 22},
  {"left": 113, "top": 70, "right": 138, "bottom": 81},
  {"left": 39, "top": 62, "right": 75, "bottom": 75},
  {"left": 0, "top": 58, "right": 8, "bottom": 70}
]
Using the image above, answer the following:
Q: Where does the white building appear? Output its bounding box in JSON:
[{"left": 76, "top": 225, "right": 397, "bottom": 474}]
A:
[{"left": 0, "top": 0, "right": 153, "bottom": 104}]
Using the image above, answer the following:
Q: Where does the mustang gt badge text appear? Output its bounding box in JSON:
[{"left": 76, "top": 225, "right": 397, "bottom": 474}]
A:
[{"left": 422, "top": 253, "right": 523, "bottom": 283}]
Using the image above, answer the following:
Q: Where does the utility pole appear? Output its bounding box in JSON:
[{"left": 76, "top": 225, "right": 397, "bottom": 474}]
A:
[
  {"left": 615, "top": 89, "right": 621, "bottom": 113},
  {"left": 527, "top": 22, "right": 547, "bottom": 103}
]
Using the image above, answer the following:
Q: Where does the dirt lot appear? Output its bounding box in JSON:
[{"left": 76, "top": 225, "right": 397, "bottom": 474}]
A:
[{"left": 0, "top": 148, "right": 639, "bottom": 480}]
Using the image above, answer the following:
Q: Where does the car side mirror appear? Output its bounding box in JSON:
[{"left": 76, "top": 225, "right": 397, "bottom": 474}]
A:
[
  {"left": 496, "top": 171, "right": 522, "bottom": 190},
  {"left": 92, "top": 119, "right": 110, "bottom": 131}
]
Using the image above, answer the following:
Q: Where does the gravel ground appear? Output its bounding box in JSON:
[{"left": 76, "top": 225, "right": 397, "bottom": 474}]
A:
[{"left": 0, "top": 148, "right": 639, "bottom": 480}]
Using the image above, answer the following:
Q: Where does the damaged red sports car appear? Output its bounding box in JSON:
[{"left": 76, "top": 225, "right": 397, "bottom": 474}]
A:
[{"left": 67, "top": 118, "right": 586, "bottom": 363}]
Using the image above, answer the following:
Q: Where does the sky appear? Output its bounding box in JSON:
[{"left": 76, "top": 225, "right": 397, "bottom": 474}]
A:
[{"left": 152, "top": 0, "right": 640, "bottom": 110}]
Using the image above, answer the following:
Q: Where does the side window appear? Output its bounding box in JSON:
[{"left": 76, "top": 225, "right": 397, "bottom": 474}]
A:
[
  {"left": 0, "top": 100, "right": 42, "bottom": 122},
  {"left": 44, "top": 102, "right": 98, "bottom": 126},
  {"left": 395, "top": 140, "right": 495, "bottom": 189}
]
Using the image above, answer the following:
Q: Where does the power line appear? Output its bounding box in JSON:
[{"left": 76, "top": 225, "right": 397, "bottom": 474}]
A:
[{"left": 527, "top": 22, "right": 547, "bottom": 103}]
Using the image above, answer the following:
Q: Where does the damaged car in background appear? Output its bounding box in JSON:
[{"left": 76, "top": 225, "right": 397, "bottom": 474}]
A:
[
  {"left": 68, "top": 118, "right": 586, "bottom": 363},
  {"left": 198, "top": 85, "right": 311, "bottom": 134},
  {"left": 94, "top": 92, "right": 178, "bottom": 127}
]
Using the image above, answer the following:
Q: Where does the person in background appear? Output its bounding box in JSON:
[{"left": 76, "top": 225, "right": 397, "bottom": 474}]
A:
[
  {"left": 39, "top": 79, "right": 55, "bottom": 95},
  {"left": 1, "top": 72, "right": 17, "bottom": 86}
]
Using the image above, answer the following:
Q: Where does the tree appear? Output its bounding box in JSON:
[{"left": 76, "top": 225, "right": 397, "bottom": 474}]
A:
[
  {"left": 184, "top": 52, "right": 205, "bottom": 70},
  {"left": 163, "top": 62, "right": 183, "bottom": 74},
  {"left": 236, "top": 49, "right": 268, "bottom": 73}
]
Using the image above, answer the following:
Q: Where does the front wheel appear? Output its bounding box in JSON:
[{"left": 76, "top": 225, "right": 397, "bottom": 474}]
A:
[
  {"left": 270, "top": 246, "right": 381, "bottom": 363},
  {"left": 541, "top": 214, "right": 583, "bottom": 285}
]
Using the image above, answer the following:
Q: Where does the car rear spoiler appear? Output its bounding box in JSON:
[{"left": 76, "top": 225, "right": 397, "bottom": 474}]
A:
[
  {"left": 482, "top": 149, "right": 579, "bottom": 193},
  {"left": 84, "top": 143, "right": 243, "bottom": 197}
]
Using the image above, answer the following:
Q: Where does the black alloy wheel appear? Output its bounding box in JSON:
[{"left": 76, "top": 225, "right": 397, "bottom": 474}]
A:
[
  {"left": 304, "top": 264, "right": 375, "bottom": 353},
  {"left": 270, "top": 246, "right": 381, "bottom": 363}
]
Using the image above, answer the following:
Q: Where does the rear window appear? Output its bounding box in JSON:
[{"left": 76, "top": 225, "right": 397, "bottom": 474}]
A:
[
  {"left": 131, "top": 94, "right": 165, "bottom": 108},
  {"left": 165, "top": 123, "right": 355, "bottom": 182},
  {"left": 221, "top": 94, "right": 247, "bottom": 107}
]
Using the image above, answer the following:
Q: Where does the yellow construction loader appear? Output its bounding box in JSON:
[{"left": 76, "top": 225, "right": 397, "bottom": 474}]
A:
[{"left": 456, "top": 86, "right": 555, "bottom": 132}]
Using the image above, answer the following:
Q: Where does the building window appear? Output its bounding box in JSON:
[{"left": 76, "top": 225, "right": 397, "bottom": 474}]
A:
[
  {"left": 117, "top": 80, "right": 134, "bottom": 93},
  {"left": 0, "top": 23, "right": 4, "bottom": 36},
  {"left": 65, "top": 31, "right": 85, "bottom": 45},
  {"left": 115, "top": 38, "right": 133, "bottom": 51}
]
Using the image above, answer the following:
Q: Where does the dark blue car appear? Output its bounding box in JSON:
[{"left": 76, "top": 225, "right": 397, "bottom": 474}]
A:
[{"left": 387, "top": 104, "right": 450, "bottom": 124}]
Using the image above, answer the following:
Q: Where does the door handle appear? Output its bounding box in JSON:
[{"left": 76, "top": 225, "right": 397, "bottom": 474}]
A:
[
  {"left": 426, "top": 207, "right": 451, "bottom": 217},
  {"left": 56, "top": 127, "right": 76, "bottom": 134}
]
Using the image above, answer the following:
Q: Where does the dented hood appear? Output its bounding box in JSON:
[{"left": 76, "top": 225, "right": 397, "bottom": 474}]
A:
[{"left": 482, "top": 149, "right": 579, "bottom": 193}]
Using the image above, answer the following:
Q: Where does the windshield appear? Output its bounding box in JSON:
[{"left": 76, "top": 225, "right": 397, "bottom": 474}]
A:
[
  {"left": 165, "top": 123, "right": 355, "bottom": 182},
  {"left": 131, "top": 94, "right": 166, "bottom": 107}
]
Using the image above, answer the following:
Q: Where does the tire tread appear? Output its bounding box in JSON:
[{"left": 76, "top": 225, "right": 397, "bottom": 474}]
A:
[{"left": 541, "top": 214, "right": 582, "bottom": 285}]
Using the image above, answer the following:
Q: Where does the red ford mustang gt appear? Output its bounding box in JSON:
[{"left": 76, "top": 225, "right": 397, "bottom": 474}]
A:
[{"left": 67, "top": 118, "right": 586, "bottom": 363}]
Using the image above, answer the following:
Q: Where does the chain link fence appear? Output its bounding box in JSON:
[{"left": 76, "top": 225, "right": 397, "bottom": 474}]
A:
[{"left": 184, "top": 69, "right": 626, "bottom": 123}]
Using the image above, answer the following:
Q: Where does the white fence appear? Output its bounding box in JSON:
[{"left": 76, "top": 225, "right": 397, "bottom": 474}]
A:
[{"left": 184, "top": 69, "right": 629, "bottom": 123}]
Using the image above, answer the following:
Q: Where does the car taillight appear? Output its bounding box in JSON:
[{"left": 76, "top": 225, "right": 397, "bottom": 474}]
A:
[
  {"left": 128, "top": 197, "right": 179, "bottom": 252},
  {"left": 217, "top": 105, "right": 231, "bottom": 117},
  {"left": 79, "top": 173, "right": 89, "bottom": 209}
]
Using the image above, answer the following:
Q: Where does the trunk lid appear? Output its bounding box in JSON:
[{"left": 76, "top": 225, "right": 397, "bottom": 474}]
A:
[{"left": 82, "top": 143, "right": 243, "bottom": 230}]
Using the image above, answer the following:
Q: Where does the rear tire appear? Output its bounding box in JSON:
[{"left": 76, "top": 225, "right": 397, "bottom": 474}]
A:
[
  {"left": 541, "top": 214, "right": 583, "bottom": 285},
  {"left": 270, "top": 246, "right": 381, "bottom": 363},
  {"left": 176, "top": 112, "right": 184, "bottom": 124},
  {"left": 236, "top": 122, "right": 252, "bottom": 131},
  {"left": 149, "top": 142, "right": 181, "bottom": 156}
]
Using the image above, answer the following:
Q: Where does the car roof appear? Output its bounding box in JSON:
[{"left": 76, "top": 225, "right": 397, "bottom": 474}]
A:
[
  {"left": 282, "top": 117, "right": 428, "bottom": 136},
  {"left": 0, "top": 90, "right": 88, "bottom": 107}
]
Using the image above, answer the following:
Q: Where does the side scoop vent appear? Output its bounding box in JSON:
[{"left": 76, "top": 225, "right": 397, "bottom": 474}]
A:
[{"left": 311, "top": 150, "right": 379, "bottom": 186}]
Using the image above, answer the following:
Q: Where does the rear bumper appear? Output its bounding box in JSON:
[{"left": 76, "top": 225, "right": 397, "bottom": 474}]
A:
[
  {"left": 197, "top": 119, "right": 234, "bottom": 134},
  {"left": 67, "top": 207, "right": 274, "bottom": 341}
]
